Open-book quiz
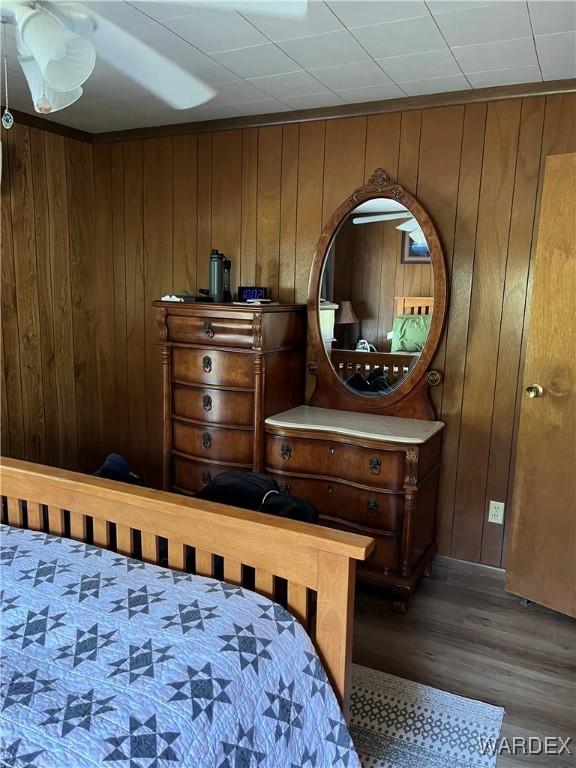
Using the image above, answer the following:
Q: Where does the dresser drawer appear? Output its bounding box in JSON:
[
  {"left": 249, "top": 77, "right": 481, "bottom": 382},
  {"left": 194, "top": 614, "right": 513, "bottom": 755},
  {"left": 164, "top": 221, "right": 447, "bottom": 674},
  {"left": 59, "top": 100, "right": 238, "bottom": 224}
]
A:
[
  {"left": 173, "top": 384, "right": 254, "bottom": 427},
  {"left": 167, "top": 314, "right": 254, "bottom": 348},
  {"left": 173, "top": 455, "right": 248, "bottom": 494},
  {"left": 172, "top": 348, "right": 254, "bottom": 389},
  {"left": 266, "top": 435, "right": 405, "bottom": 490},
  {"left": 324, "top": 519, "right": 401, "bottom": 572},
  {"left": 173, "top": 420, "right": 253, "bottom": 464},
  {"left": 269, "top": 473, "right": 403, "bottom": 532}
]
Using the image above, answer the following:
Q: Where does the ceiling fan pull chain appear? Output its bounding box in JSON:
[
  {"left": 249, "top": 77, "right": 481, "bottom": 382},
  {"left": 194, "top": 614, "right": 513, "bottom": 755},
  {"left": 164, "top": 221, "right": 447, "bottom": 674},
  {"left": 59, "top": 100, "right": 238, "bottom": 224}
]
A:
[{"left": 2, "top": 22, "right": 14, "bottom": 130}]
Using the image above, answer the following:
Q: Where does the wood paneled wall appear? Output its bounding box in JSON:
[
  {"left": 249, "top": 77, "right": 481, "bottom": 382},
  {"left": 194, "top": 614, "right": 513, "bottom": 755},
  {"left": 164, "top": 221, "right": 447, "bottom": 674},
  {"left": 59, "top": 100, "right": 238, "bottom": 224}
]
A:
[{"left": 1, "top": 93, "right": 574, "bottom": 566}]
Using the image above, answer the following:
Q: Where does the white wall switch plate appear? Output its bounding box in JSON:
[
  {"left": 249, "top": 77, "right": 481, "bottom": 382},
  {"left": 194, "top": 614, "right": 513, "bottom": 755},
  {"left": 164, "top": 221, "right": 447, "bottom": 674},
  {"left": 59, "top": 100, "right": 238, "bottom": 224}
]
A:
[{"left": 488, "top": 500, "right": 505, "bottom": 525}]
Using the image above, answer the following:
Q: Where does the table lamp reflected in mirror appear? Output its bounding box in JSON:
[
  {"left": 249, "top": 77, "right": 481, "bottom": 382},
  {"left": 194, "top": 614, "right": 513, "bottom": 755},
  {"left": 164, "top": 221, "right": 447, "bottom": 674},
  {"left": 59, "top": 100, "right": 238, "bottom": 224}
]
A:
[{"left": 335, "top": 300, "right": 359, "bottom": 350}]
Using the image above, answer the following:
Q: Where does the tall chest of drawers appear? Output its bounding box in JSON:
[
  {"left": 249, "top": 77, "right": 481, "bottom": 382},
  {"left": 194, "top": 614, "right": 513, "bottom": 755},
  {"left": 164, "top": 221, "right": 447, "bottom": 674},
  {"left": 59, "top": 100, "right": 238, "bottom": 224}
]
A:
[
  {"left": 265, "top": 405, "right": 444, "bottom": 612},
  {"left": 154, "top": 302, "right": 306, "bottom": 495}
]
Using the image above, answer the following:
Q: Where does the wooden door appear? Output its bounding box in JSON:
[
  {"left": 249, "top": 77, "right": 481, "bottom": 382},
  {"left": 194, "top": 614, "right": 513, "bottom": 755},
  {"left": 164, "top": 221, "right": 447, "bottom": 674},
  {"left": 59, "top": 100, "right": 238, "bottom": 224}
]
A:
[{"left": 506, "top": 153, "right": 576, "bottom": 617}]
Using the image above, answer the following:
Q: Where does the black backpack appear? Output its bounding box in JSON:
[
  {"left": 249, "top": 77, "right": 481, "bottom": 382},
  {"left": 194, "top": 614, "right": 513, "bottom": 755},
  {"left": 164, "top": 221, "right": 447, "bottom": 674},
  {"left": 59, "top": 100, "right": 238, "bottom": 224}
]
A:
[
  {"left": 196, "top": 471, "right": 277, "bottom": 510},
  {"left": 196, "top": 470, "right": 319, "bottom": 524}
]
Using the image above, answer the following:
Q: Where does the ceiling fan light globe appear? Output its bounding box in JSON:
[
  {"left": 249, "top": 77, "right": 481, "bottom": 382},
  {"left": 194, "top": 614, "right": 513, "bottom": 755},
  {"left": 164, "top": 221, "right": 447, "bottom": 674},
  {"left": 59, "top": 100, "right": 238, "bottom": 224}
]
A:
[
  {"left": 18, "top": 55, "right": 83, "bottom": 114},
  {"left": 16, "top": 4, "right": 95, "bottom": 91}
]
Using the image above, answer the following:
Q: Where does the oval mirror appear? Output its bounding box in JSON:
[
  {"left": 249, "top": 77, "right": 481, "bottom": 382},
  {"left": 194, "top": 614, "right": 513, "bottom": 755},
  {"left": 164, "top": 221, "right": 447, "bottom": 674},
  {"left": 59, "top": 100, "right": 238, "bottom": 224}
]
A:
[{"left": 308, "top": 169, "right": 446, "bottom": 413}]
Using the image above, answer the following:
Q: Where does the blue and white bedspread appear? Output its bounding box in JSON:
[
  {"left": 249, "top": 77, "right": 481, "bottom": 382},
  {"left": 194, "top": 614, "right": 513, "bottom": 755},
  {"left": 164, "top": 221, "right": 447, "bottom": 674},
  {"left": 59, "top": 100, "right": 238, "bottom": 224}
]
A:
[{"left": 0, "top": 524, "right": 360, "bottom": 768}]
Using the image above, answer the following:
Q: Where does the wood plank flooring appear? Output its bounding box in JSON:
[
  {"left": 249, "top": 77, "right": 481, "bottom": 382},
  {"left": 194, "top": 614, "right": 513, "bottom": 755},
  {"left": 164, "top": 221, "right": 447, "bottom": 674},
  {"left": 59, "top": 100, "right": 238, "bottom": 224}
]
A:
[{"left": 353, "top": 557, "right": 575, "bottom": 767}]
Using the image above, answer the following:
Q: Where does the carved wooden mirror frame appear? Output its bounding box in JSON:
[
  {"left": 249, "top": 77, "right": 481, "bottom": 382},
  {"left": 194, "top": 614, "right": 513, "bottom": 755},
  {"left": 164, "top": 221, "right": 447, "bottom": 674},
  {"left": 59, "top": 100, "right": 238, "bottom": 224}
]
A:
[{"left": 307, "top": 168, "right": 447, "bottom": 421}]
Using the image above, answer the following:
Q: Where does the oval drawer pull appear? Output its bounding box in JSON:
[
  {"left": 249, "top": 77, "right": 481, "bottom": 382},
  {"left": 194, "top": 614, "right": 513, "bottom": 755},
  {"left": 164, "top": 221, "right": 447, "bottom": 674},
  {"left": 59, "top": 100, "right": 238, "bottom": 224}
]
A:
[
  {"left": 280, "top": 481, "right": 291, "bottom": 493},
  {"left": 203, "top": 321, "right": 214, "bottom": 338},
  {"left": 202, "top": 432, "right": 212, "bottom": 449},
  {"left": 202, "top": 355, "right": 212, "bottom": 373},
  {"left": 202, "top": 394, "right": 212, "bottom": 411},
  {"left": 202, "top": 470, "right": 212, "bottom": 486},
  {"left": 280, "top": 443, "right": 292, "bottom": 461},
  {"left": 369, "top": 457, "right": 382, "bottom": 474},
  {"left": 367, "top": 497, "right": 379, "bottom": 514}
]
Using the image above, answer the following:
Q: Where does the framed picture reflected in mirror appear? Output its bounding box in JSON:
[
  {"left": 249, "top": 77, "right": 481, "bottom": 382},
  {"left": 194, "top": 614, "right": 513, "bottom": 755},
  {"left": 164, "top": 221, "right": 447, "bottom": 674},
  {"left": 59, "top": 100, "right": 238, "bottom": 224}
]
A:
[{"left": 401, "top": 231, "right": 431, "bottom": 264}]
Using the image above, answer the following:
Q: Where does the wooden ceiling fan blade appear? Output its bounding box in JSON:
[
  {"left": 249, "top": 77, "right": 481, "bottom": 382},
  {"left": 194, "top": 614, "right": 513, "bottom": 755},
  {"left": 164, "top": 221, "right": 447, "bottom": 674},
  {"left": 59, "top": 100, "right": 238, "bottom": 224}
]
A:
[{"left": 90, "top": 15, "right": 215, "bottom": 109}]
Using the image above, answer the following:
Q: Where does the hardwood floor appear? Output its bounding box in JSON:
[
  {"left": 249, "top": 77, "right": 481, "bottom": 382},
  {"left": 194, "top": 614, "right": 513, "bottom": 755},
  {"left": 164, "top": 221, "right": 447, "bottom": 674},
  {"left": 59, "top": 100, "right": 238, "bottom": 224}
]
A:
[{"left": 353, "top": 557, "right": 576, "bottom": 767}]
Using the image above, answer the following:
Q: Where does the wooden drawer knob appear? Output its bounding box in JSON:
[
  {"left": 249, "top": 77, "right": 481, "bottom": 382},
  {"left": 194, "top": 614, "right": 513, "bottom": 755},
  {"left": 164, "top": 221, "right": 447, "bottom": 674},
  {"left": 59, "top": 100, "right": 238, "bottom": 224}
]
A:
[
  {"left": 369, "top": 456, "right": 382, "bottom": 474},
  {"left": 202, "top": 394, "right": 212, "bottom": 411},
  {"left": 280, "top": 443, "right": 292, "bottom": 460}
]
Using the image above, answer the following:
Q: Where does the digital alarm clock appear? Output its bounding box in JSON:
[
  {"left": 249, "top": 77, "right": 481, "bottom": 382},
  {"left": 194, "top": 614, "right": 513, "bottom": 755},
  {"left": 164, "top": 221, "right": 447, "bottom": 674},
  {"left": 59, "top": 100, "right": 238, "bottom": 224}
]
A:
[{"left": 238, "top": 286, "right": 268, "bottom": 302}]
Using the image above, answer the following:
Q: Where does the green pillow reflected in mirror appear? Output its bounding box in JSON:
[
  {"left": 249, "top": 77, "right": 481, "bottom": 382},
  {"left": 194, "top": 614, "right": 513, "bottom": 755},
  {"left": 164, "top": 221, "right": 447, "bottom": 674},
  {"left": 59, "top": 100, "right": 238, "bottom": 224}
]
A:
[{"left": 391, "top": 314, "right": 432, "bottom": 353}]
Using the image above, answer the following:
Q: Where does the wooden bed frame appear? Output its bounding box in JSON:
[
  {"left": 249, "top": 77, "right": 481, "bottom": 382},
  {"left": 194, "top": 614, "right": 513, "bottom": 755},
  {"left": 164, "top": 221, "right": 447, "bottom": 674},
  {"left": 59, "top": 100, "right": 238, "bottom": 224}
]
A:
[
  {"left": 331, "top": 350, "right": 418, "bottom": 384},
  {"left": 0, "top": 457, "right": 373, "bottom": 718},
  {"left": 395, "top": 296, "right": 434, "bottom": 316}
]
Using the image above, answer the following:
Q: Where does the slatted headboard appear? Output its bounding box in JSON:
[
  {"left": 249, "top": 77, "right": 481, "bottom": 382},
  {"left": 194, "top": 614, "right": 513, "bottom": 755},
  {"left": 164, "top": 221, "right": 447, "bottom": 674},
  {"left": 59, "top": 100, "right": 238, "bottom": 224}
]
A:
[{"left": 395, "top": 296, "right": 434, "bottom": 316}]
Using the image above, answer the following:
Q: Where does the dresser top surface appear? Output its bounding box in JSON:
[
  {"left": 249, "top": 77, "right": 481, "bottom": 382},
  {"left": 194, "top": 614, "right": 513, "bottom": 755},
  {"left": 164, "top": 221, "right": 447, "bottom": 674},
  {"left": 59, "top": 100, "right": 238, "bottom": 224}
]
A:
[
  {"left": 153, "top": 301, "right": 305, "bottom": 314},
  {"left": 265, "top": 406, "right": 444, "bottom": 445}
]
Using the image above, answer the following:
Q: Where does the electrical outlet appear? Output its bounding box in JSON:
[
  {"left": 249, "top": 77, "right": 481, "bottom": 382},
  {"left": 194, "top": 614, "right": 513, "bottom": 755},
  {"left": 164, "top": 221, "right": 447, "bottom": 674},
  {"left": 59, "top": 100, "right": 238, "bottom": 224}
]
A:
[{"left": 488, "top": 501, "right": 505, "bottom": 525}]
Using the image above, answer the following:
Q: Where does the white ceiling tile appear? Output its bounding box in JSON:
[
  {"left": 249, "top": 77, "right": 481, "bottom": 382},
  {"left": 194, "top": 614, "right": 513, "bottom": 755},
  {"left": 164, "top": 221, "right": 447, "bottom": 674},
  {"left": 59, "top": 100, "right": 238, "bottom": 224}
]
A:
[
  {"left": 426, "top": 1, "right": 495, "bottom": 13},
  {"left": 247, "top": 70, "right": 326, "bottom": 98},
  {"left": 352, "top": 16, "right": 447, "bottom": 58},
  {"left": 210, "top": 79, "right": 269, "bottom": 105},
  {"left": 129, "top": 1, "right": 200, "bottom": 22},
  {"left": 277, "top": 29, "right": 369, "bottom": 68},
  {"left": 170, "top": 49, "right": 238, "bottom": 85},
  {"left": 536, "top": 31, "right": 576, "bottom": 79},
  {"left": 211, "top": 44, "right": 298, "bottom": 78},
  {"left": 433, "top": 2, "right": 532, "bottom": 46},
  {"left": 131, "top": 23, "right": 194, "bottom": 58},
  {"left": 467, "top": 65, "right": 542, "bottom": 88},
  {"left": 401, "top": 74, "right": 472, "bottom": 96},
  {"left": 308, "top": 60, "right": 391, "bottom": 90},
  {"left": 128, "top": 25, "right": 239, "bottom": 84},
  {"left": 84, "top": 1, "right": 155, "bottom": 32},
  {"left": 326, "top": 1, "right": 429, "bottom": 28},
  {"left": 528, "top": 1, "right": 576, "bottom": 35},
  {"left": 280, "top": 91, "right": 347, "bottom": 109},
  {"left": 540, "top": 60, "right": 576, "bottom": 80},
  {"left": 142, "top": 104, "right": 241, "bottom": 122},
  {"left": 242, "top": 1, "right": 343, "bottom": 41},
  {"left": 377, "top": 49, "right": 461, "bottom": 83},
  {"left": 163, "top": 9, "right": 268, "bottom": 53},
  {"left": 185, "top": 107, "right": 241, "bottom": 122},
  {"left": 453, "top": 37, "right": 539, "bottom": 73},
  {"left": 232, "top": 98, "right": 294, "bottom": 115},
  {"left": 335, "top": 83, "right": 406, "bottom": 103}
]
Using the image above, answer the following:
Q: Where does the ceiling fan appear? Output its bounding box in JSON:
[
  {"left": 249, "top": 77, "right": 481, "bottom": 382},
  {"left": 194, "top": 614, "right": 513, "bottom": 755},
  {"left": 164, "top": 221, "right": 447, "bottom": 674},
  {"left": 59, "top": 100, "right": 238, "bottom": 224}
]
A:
[{"left": 0, "top": 0, "right": 308, "bottom": 121}]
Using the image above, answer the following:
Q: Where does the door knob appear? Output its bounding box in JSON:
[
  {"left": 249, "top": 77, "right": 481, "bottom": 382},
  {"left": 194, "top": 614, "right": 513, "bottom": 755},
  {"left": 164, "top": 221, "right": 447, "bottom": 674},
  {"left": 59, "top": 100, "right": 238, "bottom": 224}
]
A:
[{"left": 525, "top": 384, "right": 544, "bottom": 399}]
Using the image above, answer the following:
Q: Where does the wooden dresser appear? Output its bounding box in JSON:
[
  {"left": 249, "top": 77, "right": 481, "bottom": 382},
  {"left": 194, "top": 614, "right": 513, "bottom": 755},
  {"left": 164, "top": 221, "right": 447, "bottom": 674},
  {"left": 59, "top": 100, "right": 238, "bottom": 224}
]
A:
[
  {"left": 265, "top": 406, "right": 444, "bottom": 611},
  {"left": 154, "top": 302, "right": 306, "bottom": 495}
]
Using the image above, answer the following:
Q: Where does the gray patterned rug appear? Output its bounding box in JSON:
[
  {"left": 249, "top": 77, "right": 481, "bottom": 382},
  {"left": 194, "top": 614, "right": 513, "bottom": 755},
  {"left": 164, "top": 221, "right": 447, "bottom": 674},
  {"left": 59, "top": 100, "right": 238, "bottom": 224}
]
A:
[{"left": 350, "top": 665, "right": 504, "bottom": 768}]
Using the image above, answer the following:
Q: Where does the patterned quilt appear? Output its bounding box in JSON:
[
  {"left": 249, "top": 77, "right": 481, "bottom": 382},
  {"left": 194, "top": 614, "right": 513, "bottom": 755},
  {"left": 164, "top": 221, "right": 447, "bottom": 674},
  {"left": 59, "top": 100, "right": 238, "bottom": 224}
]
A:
[{"left": 0, "top": 524, "right": 360, "bottom": 768}]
